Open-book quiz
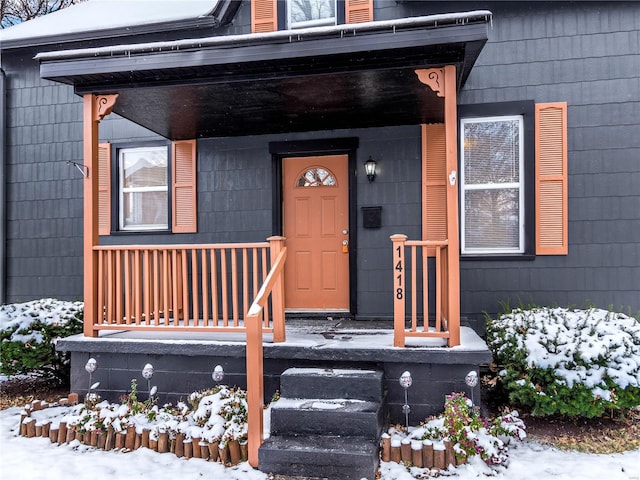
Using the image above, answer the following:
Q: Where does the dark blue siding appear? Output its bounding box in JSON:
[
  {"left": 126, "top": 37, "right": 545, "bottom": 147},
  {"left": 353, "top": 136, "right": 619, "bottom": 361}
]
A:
[
  {"left": 1, "top": 1, "right": 638, "bottom": 327},
  {"left": 3, "top": 49, "right": 84, "bottom": 301},
  {"left": 454, "top": 2, "right": 640, "bottom": 324}
]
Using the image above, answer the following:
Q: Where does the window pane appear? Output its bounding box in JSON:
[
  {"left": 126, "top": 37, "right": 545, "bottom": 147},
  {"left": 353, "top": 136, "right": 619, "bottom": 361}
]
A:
[
  {"left": 119, "top": 146, "right": 168, "bottom": 230},
  {"left": 464, "top": 189, "right": 520, "bottom": 251},
  {"left": 122, "top": 191, "right": 168, "bottom": 230},
  {"left": 463, "top": 119, "right": 520, "bottom": 185},
  {"left": 122, "top": 149, "right": 168, "bottom": 188},
  {"left": 297, "top": 167, "right": 336, "bottom": 187},
  {"left": 289, "top": 0, "right": 335, "bottom": 27}
]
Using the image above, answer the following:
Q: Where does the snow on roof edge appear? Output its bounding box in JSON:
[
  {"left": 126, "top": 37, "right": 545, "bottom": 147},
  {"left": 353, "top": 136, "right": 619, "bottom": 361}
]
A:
[
  {"left": 35, "top": 10, "right": 493, "bottom": 62},
  {"left": 0, "top": 0, "right": 221, "bottom": 46}
]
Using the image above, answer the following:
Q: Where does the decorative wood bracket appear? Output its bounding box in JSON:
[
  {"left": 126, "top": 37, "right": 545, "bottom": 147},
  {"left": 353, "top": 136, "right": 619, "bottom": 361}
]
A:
[
  {"left": 93, "top": 94, "right": 119, "bottom": 121},
  {"left": 415, "top": 68, "right": 446, "bottom": 97}
]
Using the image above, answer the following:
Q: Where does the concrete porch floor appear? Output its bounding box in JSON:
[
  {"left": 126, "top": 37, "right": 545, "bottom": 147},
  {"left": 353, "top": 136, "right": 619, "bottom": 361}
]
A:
[{"left": 57, "top": 319, "right": 492, "bottom": 423}]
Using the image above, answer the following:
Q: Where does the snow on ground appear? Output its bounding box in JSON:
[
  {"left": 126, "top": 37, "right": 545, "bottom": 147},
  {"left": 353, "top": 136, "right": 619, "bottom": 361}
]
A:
[{"left": 1, "top": 405, "right": 638, "bottom": 480}]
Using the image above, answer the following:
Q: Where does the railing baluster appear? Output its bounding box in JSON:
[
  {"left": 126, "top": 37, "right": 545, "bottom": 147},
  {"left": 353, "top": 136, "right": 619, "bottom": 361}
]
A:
[
  {"left": 252, "top": 248, "right": 259, "bottom": 325},
  {"left": 115, "top": 250, "right": 123, "bottom": 324},
  {"left": 211, "top": 248, "right": 218, "bottom": 326},
  {"left": 181, "top": 250, "right": 189, "bottom": 326},
  {"left": 143, "top": 250, "right": 150, "bottom": 325},
  {"left": 153, "top": 250, "right": 160, "bottom": 326},
  {"left": 134, "top": 250, "right": 141, "bottom": 325},
  {"left": 191, "top": 248, "right": 199, "bottom": 327},
  {"left": 435, "top": 245, "right": 442, "bottom": 332},
  {"left": 97, "top": 251, "right": 104, "bottom": 325},
  {"left": 411, "top": 244, "right": 417, "bottom": 332},
  {"left": 125, "top": 250, "right": 133, "bottom": 324},
  {"left": 202, "top": 249, "right": 209, "bottom": 327},
  {"left": 422, "top": 247, "right": 429, "bottom": 332},
  {"left": 243, "top": 248, "right": 249, "bottom": 320},
  {"left": 232, "top": 248, "right": 239, "bottom": 327},
  {"left": 221, "top": 249, "right": 228, "bottom": 326},
  {"left": 163, "top": 250, "right": 170, "bottom": 326},
  {"left": 171, "top": 250, "right": 179, "bottom": 325},
  {"left": 106, "top": 250, "right": 114, "bottom": 324}
]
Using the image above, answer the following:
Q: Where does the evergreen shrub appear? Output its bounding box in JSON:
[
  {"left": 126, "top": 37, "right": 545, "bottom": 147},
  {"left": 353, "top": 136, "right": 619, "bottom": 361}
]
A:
[
  {"left": 486, "top": 306, "right": 640, "bottom": 418},
  {"left": 0, "top": 299, "right": 83, "bottom": 383}
]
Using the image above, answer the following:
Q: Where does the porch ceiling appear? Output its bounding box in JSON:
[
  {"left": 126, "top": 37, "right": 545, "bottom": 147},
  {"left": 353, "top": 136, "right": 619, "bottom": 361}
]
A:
[{"left": 37, "top": 13, "right": 490, "bottom": 140}]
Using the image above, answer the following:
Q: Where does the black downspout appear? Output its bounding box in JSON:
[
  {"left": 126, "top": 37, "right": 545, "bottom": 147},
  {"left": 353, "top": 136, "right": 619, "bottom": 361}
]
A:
[{"left": 0, "top": 69, "right": 6, "bottom": 304}]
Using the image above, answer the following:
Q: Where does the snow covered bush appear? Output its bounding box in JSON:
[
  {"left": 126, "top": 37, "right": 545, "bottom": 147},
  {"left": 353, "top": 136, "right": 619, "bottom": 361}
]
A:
[
  {"left": 408, "top": 392, "right": 525, "bottom": 466},
  {"left": 189, "top": 385, "right": 248, "bottom": 445},
  {"left": 486, "top": 306, "right": 640, "bottom": 418},
  {"left": 0, "top": 299, "right": 83, "bottom": 382},
  {"left": 62, "top": 384, "right": 248, "bottom": 447}
]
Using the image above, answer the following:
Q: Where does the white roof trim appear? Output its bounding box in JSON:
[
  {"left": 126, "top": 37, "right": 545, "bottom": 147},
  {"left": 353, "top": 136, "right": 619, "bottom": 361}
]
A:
[{"left": 35, "top": 10, "right": 492, "bottom": 62}]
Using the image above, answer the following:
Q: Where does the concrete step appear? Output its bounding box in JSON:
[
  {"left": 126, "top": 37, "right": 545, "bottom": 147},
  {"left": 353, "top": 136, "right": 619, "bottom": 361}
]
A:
[
  {"left": 259, "top": 434, "right": 380, "bottom": 480},
  {"left": 279, "top": 367, "right": 384, "bottom": 402},
  {"left": 270, "top": 397, "right": 384, "bottom": 439}
]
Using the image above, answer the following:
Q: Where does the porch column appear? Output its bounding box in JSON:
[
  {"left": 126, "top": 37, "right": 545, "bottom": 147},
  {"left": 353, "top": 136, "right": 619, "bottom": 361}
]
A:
[
  {"left": 415, "top": 66, "right": 460, "bottom": 346},
  {"left": 442, "top": 65, "right": 460, "bottom": 346},
  {"left": 83, "top": 94, "right": 118, "bottom": 337}
]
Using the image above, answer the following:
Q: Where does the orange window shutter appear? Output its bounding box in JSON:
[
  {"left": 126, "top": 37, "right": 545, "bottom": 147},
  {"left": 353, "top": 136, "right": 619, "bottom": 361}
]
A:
[
  {"left": 422, "top": 124, "right": 448, "bottom": 256},
  {"left": 98, "top": 142, "right": 111, "bottom": 236},
  {"left": 252, "top": 0, "right": 278, "bottom": 33},
  {"left": 535, "top": 102, "right": 568, "bottom": 255},
  {"left": 345, "top": 0, "right": 373, "bottom": 23},
  {"left": 172, "top": 140, "right": 198, "bottom": 234}
]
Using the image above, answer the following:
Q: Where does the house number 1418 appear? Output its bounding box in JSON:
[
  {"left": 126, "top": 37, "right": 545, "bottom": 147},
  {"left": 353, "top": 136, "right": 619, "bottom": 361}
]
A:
[{"left": 395, "top": 246, "right": 403, "bottom": 300}]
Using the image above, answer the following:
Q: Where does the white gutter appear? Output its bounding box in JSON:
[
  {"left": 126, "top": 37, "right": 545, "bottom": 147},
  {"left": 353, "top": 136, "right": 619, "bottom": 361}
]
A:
[{"left": 35, "top": 10, "right": 492, "bottom": 61}]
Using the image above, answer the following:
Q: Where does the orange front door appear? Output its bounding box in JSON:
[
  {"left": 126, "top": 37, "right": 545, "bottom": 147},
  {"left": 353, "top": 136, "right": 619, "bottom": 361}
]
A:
[{"left": 283, "top": 155, "right": 350, "bottom": 311}]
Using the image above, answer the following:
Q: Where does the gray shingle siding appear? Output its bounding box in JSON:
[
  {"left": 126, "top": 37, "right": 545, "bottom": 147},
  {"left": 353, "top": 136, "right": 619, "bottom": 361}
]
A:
[
  {"left": 1, "top": 1, "right": 638, "bottom": 325},
  {"left": 453, "top": 1, "right": 640, "bottom": 323},
  {"left": 2, "top": 49, "right": 84, "bottom": 302}
]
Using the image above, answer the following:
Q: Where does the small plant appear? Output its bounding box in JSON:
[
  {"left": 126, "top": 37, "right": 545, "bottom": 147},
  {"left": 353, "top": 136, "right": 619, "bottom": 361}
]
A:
[
  {"left": 414, "top": 393, "right": 525, "bottom": 466},
  {"left": 120, "top": 378, "right": 156, "bottom": 415},
  {"left": 486, "top": 306, "right": 640, "bottom": 418},
  {"left": 0, "top": 299, "right": 83, "bottom": 383}
]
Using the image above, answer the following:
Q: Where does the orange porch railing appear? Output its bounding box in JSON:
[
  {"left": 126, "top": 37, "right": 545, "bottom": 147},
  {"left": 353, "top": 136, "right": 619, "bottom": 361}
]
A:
[
  {"left": 391, "top": 234, "right": 459, "bottom": 347},
  {"left": 245, "top": 244, "right": 287, "bottom": 467},
  {"left": 90, "top": 236, "right": 286, "bottom": 341}
]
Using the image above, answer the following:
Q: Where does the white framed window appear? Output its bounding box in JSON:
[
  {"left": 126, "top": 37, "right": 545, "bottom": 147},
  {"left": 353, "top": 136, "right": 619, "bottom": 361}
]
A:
[
  {"left": 118, "top": 146, "right": 169, "bottom": 231},
  {"left": 288, "top": 0, "right": 337, "bottom": 29},
  {"left": 460, "top": 115, "right": 525, "bottom": 254}
]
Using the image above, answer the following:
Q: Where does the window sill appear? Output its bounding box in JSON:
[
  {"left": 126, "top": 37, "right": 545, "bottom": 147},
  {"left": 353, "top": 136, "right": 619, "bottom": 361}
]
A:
[
  {"left": 461, "top": 254, "right": 535, "bottom": 262},
  {"left": 107, "top": 229, "right": 172, "bottom": 236}
]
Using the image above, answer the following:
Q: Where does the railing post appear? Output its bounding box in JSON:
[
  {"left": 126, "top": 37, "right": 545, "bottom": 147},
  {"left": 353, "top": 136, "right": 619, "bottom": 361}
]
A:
[
  {"left": 268, "top": 236, "right": 286, "bottom": 342},
  {"left": 391, "top": 234, "right": 407, "bottom": 347},
  {"left": 245, "top": 309, "right": 264, "bottom": 468}
]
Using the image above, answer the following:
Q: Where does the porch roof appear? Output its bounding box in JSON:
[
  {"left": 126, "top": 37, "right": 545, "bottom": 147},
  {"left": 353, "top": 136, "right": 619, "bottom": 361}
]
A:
[{"left": 37, "top": 11, "right": 491, "bottom": 140}]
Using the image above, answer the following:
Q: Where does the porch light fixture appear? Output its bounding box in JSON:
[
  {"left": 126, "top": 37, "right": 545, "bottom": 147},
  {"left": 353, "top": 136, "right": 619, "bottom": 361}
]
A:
[{"left": 364, "top": 156, "right": 377, "bottom": 183}]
